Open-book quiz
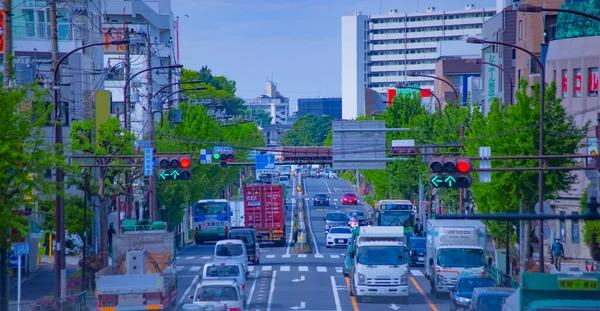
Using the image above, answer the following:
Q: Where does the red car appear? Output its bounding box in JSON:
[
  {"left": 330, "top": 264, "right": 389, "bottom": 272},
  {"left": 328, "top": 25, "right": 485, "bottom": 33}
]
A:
[{"left": 342, "top": 192, "right": 358, "bottom": 205}]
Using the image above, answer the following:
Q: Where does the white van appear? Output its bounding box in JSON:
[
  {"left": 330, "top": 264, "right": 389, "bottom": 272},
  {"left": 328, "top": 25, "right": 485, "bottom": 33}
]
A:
[
  {"left": 201, "top": 262, "right": 247, "bottom": 302},
  {"left": 278, "top": 175, "right": 290, "bottom": 187},
  {"left": 214, "top": 239, "right": 249, "bottom": 275}
]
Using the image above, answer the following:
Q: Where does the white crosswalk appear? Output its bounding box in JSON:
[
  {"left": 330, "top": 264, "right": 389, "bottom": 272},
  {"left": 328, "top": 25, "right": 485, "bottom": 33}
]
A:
[
  {"left": 176, "top": 254, "right": 346, "bottom": 261},
  {"left": 175, "top": 264, "right": 424, "bottom": 276}
]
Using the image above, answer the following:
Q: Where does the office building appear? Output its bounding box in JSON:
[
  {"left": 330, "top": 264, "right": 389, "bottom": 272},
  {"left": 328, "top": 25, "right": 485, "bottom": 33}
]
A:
[
  {"left": 297, "top": 97, "right": 342, "bottom": 119},
  {"left": 433, "top": 41, "right": 481, "bottom": 107},
  {"left": 341, "top": 4, "right": 496, "bottom": 119},
  {"left": 244, "top": 81, "right": 290, "bottom": 143}
]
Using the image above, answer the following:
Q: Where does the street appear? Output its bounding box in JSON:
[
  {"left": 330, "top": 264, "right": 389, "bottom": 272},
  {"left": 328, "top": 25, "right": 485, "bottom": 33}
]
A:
[{"left": 174, "top": 177, "right": 447, "bottom": 311}]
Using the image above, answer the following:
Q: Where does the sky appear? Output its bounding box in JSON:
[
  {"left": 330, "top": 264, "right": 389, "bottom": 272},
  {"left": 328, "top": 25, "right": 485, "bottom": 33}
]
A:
[{"left": 172, "top": 0, "right": 497, "bottom": 111}]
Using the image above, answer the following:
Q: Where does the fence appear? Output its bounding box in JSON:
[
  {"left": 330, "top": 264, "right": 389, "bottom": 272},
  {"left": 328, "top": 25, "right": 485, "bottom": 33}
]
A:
[
  {"left": 8, "top": 291, "right": 87, "bottom": 311},
  {"left": 486, "top": 265, "right": 520, "bottom": 289}
]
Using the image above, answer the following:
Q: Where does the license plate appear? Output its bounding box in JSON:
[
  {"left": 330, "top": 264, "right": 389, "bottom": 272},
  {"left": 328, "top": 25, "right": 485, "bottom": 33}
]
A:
[
  {"left": 336, "top": 239, "right": 344, "bottom": 243},
  {"left": 418, "top": 257, "right": 424, "bottom": 261}
]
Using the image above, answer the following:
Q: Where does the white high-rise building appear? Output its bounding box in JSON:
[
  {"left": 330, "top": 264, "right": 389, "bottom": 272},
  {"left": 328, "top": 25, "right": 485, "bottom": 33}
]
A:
[{"left": 341, "top": 5, "right": 496, "bottom": 119}]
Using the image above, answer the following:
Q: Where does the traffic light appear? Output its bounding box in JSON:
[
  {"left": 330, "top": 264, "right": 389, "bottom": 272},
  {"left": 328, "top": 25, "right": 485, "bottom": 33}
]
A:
[
  {"left": 428, "top": 157, "right": 472, "bottom": 188},
  {"left": 213, "top": 150, "right": 235, "bottom": 166},
  {"left": 157, "top": 156, "right": 192, "bottom": 180}
]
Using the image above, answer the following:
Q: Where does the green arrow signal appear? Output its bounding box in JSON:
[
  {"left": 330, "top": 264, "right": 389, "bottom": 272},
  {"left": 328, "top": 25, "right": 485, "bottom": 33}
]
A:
[
  {"left": 171, "top": 170, "right": 180, "bottom": 180},
  {"left": 159, "top": 170, "right": 169, "bottom": 179},
  {"left": 430, "top": 175, "right": 443, "bottom": 187},
  {"left": 444, "top": 175, "right": 456, "bottom": 187}
]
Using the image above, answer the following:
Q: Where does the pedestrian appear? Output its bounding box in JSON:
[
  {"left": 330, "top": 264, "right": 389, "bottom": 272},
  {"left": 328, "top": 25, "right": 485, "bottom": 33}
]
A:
[
  {"left": 107, "top": 223, "right": 116, "bottom": 252},
  {"left": 550, "top": 238, "right": 565, "bottom": 271},
  {"left": 415, "top": 219, "right": 423, "bottom": 237}
]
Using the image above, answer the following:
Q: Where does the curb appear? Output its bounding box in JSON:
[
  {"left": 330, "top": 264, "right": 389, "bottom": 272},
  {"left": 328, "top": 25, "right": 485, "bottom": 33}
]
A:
[{"left": 9, "top": 271, "right": 40, "bottom": 289}]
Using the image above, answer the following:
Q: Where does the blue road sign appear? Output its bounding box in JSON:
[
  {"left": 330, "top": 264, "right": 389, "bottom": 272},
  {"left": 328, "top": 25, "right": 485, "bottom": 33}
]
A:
[
  {"left": 12, "top": 243, "right": 30, "bottom": 257},
  {"left": 10, "top": 255, "right": 25, "bottom": 268},
  {"left": 200, "top": 149, "right": 213, "bottom": 164},
  {"left": 144, "top": 148, "right": 154, "bottom": 176},
  {"left": 214, "top": 146, "right": 233, "bottom": 153},
  {"left": 138, "top": 140, "right": 151, "bottom": 148},
  {"left": 256, "top": 154, "right": 276, "bottom": 171}
]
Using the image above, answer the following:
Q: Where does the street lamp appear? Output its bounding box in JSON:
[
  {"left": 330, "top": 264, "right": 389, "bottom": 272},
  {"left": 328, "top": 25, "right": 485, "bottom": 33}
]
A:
[
  {"left": 158, "top": 87, "right": 208, "bottom": 107},
  {"left": 407, "top": 72, "right": 459, "bottom": 100},
  {"left": 467, "top": 36, "right": 547, "bottom": 273},
  {"left": 395, "top": 84, "right": 442, "bottom": 120},
  {"left": 53, "top": 39, "right": 129, "bottom": 298},
  {"left": 518, "top": 4, "right": 600, "bottom": 23},
  {"left": 466, "top": 59, "right": 514, "bottom": 106},
  {"left": 152, "top": 80, "right": 202, "bottom": 98}
]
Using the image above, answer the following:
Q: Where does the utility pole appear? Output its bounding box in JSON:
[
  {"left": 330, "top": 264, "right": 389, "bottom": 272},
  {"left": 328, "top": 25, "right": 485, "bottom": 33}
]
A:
[
  {"left": 49, "top": 0, "right": 66, "bottom": 300},
  {"left": 123, "top": 17, "right": 133, "bottom": 219},
  {"left": 2, "top": 0, "right": 13, "bottom": 89},
  {"left": 459, "top": 124, "right": 465, "bottom": 214},
  {"left": 168, "top": 57, "right": 174, "bottom": 129},
  {"left": 145, "top": 25, "right": 156, "bottom": 221}
]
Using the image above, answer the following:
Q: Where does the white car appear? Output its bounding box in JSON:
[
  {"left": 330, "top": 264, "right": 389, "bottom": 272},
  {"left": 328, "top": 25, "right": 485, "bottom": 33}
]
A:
[
  {"left": 326, "top": 226, "right": 353, "bottom": 248},
  {"left": 328, "top": 172, "right": 338, "bottom": 179},
  {"left": 184, "top": 279, "right": 245, "bottom": 311}
]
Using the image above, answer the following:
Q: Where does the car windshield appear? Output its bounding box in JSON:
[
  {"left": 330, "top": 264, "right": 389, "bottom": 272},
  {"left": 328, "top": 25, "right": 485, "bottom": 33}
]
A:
[
  {"left": 215, "top": 244, "right": 244, "bottom": 257},
  {"left": 344, "top": 193, "right": 356, "bottom": 197},
  {"left": 378, "top": 211, "right": 413, "bottom": 226},
  {"left": 437, "top": 248, "right": 484, "bottom": 268},
  {"left": 350, "top": 212, "right": 364, "bottom": 217},
  {"left": 316, "top": 194, "right": 327, "bottom": 198},
  {"left": 457, "top": 278, "right": 496, "bottom": 292},
  {"left": 195, "top": 285, "right": 239, "bottom": 301},
  {"left": 206, "top": 265, "right": 241, "bottom": 277},
  {"left": 330, "top": 227, "right": 352, "bottom": 234},
  {"left": 357, "top": 246, "right": 408, "bottom": 265},
  {"left": 229, "top": 232, "right": 255, "bottom": 246},
  {"left": 327, "top": 213, "right": 348, "bottom": 221},
  {"left": 410, "top": 239, "right": 426, "bottom": 249},
  {"left": 280, "top": 176, "right": 289, "bottom": 181},
  {"left": 478, "top": 294, "right": 511, "bottom": 311},
  {"left": 194, "top": 202, "right": 228, "bottom": 215}
]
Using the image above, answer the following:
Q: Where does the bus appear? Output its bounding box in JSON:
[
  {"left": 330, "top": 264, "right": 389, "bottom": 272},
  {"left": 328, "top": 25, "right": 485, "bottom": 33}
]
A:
[
  {"left": 374, "top": 200, "right": 417, "bottom": 231},
  {"left": 192, "top": 199, "right": 232, "bottom": 244}
]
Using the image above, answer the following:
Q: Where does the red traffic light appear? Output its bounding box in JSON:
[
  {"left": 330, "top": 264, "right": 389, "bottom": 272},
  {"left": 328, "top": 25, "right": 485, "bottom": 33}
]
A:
[
  {"left": 457, "top": 159, "right": 472, "bottom": 173},
  {"left": 180, "top": 157, "right": 191, "bottom": 168}
]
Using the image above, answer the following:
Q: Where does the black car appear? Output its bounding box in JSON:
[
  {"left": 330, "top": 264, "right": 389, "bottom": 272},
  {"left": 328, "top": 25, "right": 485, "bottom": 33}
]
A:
[
  {"left": 313, "top": 193, "right": 330, "bottom": 206},
  {"left": 450, "top": 276, "right": 497, "bottom": 311},
  {"left": 409, "top": 237, "right": 426, "bottom": 266}
]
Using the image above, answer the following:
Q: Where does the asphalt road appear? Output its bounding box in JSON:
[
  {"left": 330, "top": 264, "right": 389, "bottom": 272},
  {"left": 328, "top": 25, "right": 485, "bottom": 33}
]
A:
[{"left": 175, "top": 176, "right": 449, "bottom": 311}]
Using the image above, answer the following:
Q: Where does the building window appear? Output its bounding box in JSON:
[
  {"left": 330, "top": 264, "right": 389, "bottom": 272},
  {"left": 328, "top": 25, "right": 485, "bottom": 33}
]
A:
[
  {"left": 553, "top": 70, "right": 557, "bottom": 85},
  {"left": 589, "top": 68, "right": 599, "bottom": 97},
  {"left": 574, "top": 68, "right": 583, "bottom": 97},
  {"left": 562, "top": 69, "right": 568, "bottom": 98},
  {"left": 517, "top": 70, "right": 521, "bottom": 86},
  {"left": 559, "top": 210, "right": 566, "bottom": 241},
  {"left": 572, "top": 212, "right": 580, "bottom": 243},
  {"left": 518, "top": 20, "right": 523, "bottom": 40}
]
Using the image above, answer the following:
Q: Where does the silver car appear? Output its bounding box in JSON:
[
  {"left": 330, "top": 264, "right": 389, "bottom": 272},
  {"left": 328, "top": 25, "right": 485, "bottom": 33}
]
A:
[
  {"left": 324, "top": 212, "right": 349, "bottom": 234},
  {"left": 184, "top": 279, "right": 244, "bottom": 311}
]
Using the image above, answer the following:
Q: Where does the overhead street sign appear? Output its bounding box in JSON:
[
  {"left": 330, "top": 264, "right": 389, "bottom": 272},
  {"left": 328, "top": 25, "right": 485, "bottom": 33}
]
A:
[
  {"left": 332, "top": 120, "right": 388, "bottom": 170},
  {"left": 143, "top": 148, "right": 154, "bottom": 176},
  {"left": 12, "top": 243, "right": 30, "bottom": 257},
  {"left": 256, "top": 154, "right": 276, "bottom": 174},
  {"left": 390, "top": 139, "right": 416, "bottom": 155},
  {"left": 479, "top": 146, "right": 491, "bottom": 183},
  {"left": 200, "top": 149, "right": 212, "bottom": 164}
]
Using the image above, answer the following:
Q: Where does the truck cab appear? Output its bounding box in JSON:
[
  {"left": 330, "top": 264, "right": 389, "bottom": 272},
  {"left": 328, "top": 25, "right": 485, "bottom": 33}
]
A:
[{"left": 347, "top": 226, "right": 410, "bottom": 303}]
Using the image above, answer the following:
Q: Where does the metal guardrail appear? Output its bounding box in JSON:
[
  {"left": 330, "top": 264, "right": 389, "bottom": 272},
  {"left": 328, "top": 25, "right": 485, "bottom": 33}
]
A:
[
  {"left": 486, "top": 266, "right": 519, "bottom": 289},
  {"left": 9, "top": 291, "right": 87, "bottom": 311}
]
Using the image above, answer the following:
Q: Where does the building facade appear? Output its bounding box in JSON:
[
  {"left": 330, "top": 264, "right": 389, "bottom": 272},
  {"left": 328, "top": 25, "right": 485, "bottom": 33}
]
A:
[
  {"left": 244, "top": 81, "right": 290, "bottom": 143},
  {"left": 341, "top": 5, "right": 496, "bottom": 119},
  {"left": 297, "top": 97, "right": 342, "bottom": 119},
  {"left": 433, "top": 41, "right": 481, "bottom": 106}
]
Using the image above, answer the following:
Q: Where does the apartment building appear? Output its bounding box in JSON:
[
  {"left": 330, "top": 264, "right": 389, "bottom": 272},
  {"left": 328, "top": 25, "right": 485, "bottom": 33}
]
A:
[{"left": 341, "top": 4, "right": 496, "bottom": 119}]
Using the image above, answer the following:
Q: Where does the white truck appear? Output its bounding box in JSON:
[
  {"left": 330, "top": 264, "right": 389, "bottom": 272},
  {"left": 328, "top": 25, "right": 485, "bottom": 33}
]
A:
[
  {"left": 425, "top": 219, "right": 487, "bottom": 298},
  {"left": 347, "top": 226, "right": 410, "bottom": 303}
]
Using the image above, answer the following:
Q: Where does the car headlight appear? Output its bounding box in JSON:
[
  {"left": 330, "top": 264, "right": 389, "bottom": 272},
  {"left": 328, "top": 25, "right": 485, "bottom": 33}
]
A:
[
  {"left": 436, "top": 274, "right": 445, "bottom": 283},
  {"left": 400, "top": 271, "right": 409, "bottom": 285},
  {"left": 455, "top": 296, "right": 471, "bottom": 304},
  {"left": 327, "top": 235, "right": 333, "bottom": 240},
  {"left": 357, "top": 273, "right": 366, "bottom": 285}
]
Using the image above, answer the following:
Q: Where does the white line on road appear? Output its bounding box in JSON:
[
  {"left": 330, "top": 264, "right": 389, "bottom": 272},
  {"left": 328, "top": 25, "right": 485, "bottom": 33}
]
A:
[
  {"left": 411, "top": 269, "right": 424, "bottom": 276},
  {"left": 266, "top": 255, "right": 275, "bottom": 259},
  {"left": 246, "top": 271, "right": 259, "bottom": 310},
  {"left": 317, "top": 266, "right": 327, "bottom": 272},
  {"left": 298, "top": 254, "right": 307, "bottom": 258},
  {"left": 248, "top": 266, "right": 255, "bottom": 272},
  {"left": 280, "top": 266, "right": 290, "bottom": 272},
  {"left": 314, "top": 254, "right": 323, "bottom": 258},
  {"left": 201, "top": 256, "right": 211, "bottom": 259},
  {"left": 335, "top": 267, "right": 343, "bottom": 273},
  {"left": 324, "top": 180, "right": 332, "bottom": 194},
  {"left": 304, "top": 198, "right": 321, "bottom": 254},
  {"left": 176, "top": 266, "right": 184, "bottom": 271},
  {"left": 176, "top": 274, "right": 199, "bottom": 309},
  {"left": 262, "top": 266, "right": 272, "bottom": 271},
  {"left": 286, "top": 179, "right": 296, "bottom": 256},
  {"left": 330, "top": 255, "right": 340, "bottom": 259},
  {"left": 299, "top": 266, "right": 308, "bottom": 272},
  {"left": 190, "top": 266, "right": 201, "bottom": 272},
  {"left": 282, "top": 254, "right": 291, "bottom": 258},
  {"left": 330, "top": 276, "right": 342, "bottom": 311},
  {"left": 185, "top": 256, "right": 195, "bottom": 260},
  {"left": 266, "top": 270, "right": 277, "bottom": 311}
]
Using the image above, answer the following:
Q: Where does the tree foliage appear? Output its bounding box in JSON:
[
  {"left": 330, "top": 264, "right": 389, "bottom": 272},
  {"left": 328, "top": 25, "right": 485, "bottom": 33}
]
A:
[
  {"left": 0, "top": 87, "right": 61, "bottom": 248},
  {"left": 38, "top": 196, "right": 94, "bottom": 239},
  {"left": 580, "top": 189, "right": 600, "bottom": 261},
  {"left": 69, "top": 117, "right": 136, "bottom": 266},
  {"left": 280, "top": 114, "right": 332, "bottom": 146},
  {"left": 555, "top": 0, "right": 600, "bottom": 40},
  {"left": 180, "top": 67, "right": 246, "bottom": 115}
]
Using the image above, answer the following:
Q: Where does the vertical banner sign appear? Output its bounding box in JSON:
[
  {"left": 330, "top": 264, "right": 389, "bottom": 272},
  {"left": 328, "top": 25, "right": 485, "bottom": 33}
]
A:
[
  {"left": 589, "top": 68, "right": 599, "bottom": 97},
  {"left": 562, "top": 69, "right": 568, "bottom": 98},
  {"left": 484, "top": 53, "right": 500, "bottom": 107},
  {"left": 0, "top": 10, "right": 4, "bottom": 53},
  {"left": 387, "top": 88, "right": 396, "bottom": 106},
  {"left": 574, "top": 68, "right": 583, "bottom": 97},
  {"left": 143, "top": 148, "right": 154, "bottom": 177}
]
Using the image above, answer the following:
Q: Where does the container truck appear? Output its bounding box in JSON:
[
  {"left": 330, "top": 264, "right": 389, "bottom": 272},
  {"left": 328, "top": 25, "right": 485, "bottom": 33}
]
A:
[
  {"left": 425, "top": 219, "right": 487, "bottom": 298},
  {"left": 95, "top": 222, "right": 177, "bottom": 311},
  {"left": 345, "top": 226, "right": 410, "bottom": 303},
  {"left": 243, "top": 184, "right": 287, "bottom": 246}
]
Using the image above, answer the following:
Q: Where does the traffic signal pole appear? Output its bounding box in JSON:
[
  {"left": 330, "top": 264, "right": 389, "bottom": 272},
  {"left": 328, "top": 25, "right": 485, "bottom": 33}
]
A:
[
  {"left": 145, "top": 25, "right": 156, "bottom": 221},
  {"left": 459, "top": 124, "right": 465, "bottom": 214}
]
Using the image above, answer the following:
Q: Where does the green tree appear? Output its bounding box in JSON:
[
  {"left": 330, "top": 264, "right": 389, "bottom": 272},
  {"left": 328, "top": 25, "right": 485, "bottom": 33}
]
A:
[
  {"left": 580, "top": 189, "right": 600, "bottom": 261},
  {"left": 69, "top": 117, "right": 136, "bottom": 266},
  {"left": 464, "top": 81, "right": 587, "bottom": 243},
  {"left": 38, "top": 196, "right": 94, "bottom": 239},
  {"left": 180, "top": 67, "right": 245, "bottom": 115},
  {"left": 0, "top": 87, "right": 61, "bottom": 310},
  {"left": 280, "top": 114, "right": 333, "bottom": 146}
]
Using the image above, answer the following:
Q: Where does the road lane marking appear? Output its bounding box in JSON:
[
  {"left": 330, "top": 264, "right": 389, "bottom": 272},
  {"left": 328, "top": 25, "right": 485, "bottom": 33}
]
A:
[
  {"left": 201, "top": 256, "right": 211, "bottom": 259},
  {"left": 280, "top": 266, "right": 290, "bottom": 272},
  {"left": 189, "top": 266, "right": 201, "bottom": 272},
  {"left": 331, "top": 255, "right": 340, "bottom": 259},
  {"left": 248, "top": 266, "right": 255, "bottom": 272},
  {"left": 176, "top": 266, "right": 184, "bottom": 271},
  {"left": 266, "top": 270, "right": 277, "bottom": 311},
  {"left": 286, "top": 186, "right": 296, "bottom": 256},
  {"left": 317, "top": 266, "right": 327, "bottom": 272},
  {"left": 411, "top": 269, "right": 424, "bottom": 276},
  {"left": 344, "top": 276, "right": 360, "bottom": 311},
  {"left": 246, "top": 271, "right": 259, "bottom": 309},
  {"left": 330, "top": 276, "right": 342, "bottom": 311},
  {"left": 410, "top": 277, "right": 439, "bottom": 311},
  {"left": 176, "top": 274, "right": 199, "bottom": 309},
  {"left": 314, "top": 254, "right": 323, "bottom": 258},
  {"left": 185, "top": 256, "right": 195, "bottom": 260},
  {"left": 282, "top": 254, "right": 291, "bottom": 258},
  {"left": 335, "top": 267, "right": 343, "bottom": 273},
  {"left": 298, "top": 254, "right": 307, "bottom": 258},
  {"left": 299, "top": 266, "right": 308, "bottom": 271},
  {"left": 262, "top": 266, "right": 272, "bottom": 271},
  {"left": 304, "top": 197, "right": 321, "bottom": 254},
  {"left": 266, "top": 255, "right": 275, "bottom": 258}
]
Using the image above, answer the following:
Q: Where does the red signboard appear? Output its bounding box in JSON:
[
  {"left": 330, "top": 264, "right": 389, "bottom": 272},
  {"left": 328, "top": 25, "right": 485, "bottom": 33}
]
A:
[
  {"left": 387, "top": 89, "right": 397, "bottom": 106},
  {"left": 590, "top": 68, "right": 599, "bottom": 96},
  {"left": 562, "top": 70, "right": 568, "bottom": 97},
  {"left": 574, "top": 69, "right": 582, "bottom": 97}
]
